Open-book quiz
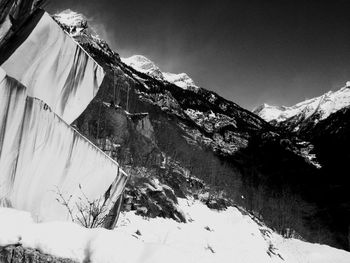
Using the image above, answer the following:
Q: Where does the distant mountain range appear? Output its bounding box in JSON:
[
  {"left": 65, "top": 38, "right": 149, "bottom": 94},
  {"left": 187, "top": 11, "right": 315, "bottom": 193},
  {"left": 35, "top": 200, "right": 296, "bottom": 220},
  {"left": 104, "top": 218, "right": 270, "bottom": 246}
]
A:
[{"left": 254, "top": 82, "right": 350, "bottom": 133}]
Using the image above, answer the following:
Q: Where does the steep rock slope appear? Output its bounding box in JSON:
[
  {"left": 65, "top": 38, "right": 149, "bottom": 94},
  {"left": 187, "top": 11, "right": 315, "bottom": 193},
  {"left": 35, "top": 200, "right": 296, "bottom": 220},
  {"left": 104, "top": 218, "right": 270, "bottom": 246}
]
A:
[{"left": 52, "top": 10, "right": 349, "bottom": 250}]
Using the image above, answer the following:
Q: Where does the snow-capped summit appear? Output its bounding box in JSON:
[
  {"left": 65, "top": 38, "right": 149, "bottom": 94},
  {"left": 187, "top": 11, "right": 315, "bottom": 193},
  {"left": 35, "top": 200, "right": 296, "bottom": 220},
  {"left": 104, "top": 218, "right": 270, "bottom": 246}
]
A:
[
  {"left": 162, "top": 72, "right": 197, "bottom": 89},
  {"left": 53, "top": 10, "right": 119, "bottom": 62},
  {"left": 53, "top": 9, "right": 88, "bottom": 36},
  {"left": 253, "top": 103, "right": 288, "bottom": 122},
  {"left": 255, "top": 82, "right": 350, "bottom": 126},
  {"left": 122, "top": 55, "right": 198, "bottom": 90},
  {"left": 122, "top": 55, "right": 164, "bottom": 79}
]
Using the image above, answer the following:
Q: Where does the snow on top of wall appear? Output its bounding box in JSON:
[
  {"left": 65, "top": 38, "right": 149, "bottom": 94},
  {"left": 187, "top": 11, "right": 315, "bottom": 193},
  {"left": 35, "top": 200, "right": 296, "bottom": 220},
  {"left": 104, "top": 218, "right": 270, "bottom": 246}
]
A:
[
  {"left": 255, "top": 82, "right": 350, "bottom": 123},
  {"left": 1, "top": 199, "right": 349, "bottom": 263}
]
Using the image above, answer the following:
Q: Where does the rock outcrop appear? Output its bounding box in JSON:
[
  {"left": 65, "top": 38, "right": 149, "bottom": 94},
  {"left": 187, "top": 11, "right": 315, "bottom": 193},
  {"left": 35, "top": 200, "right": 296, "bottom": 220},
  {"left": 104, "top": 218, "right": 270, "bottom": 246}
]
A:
[{"left": 0, "top": 246, "right": 77, "bottom": 263}]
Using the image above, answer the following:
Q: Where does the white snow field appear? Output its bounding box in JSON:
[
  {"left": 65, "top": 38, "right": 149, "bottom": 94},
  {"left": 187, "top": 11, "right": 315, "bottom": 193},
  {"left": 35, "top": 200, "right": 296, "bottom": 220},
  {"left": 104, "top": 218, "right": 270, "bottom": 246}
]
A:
[
  {"left": 0, "top": 69, "right": 127, "bottom": 221},
  {"left": 0, "top": 198, "right": 349, "bottom": 263},
  {"left": 1, "top": 11, "right": 104, "bottom": 124}
]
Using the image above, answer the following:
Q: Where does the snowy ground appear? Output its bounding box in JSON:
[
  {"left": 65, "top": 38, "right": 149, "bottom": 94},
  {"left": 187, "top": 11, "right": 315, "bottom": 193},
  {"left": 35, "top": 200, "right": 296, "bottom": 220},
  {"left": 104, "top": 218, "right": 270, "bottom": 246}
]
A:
[{"left": 0, "top": 198, "right": 349, "bottom": 263}]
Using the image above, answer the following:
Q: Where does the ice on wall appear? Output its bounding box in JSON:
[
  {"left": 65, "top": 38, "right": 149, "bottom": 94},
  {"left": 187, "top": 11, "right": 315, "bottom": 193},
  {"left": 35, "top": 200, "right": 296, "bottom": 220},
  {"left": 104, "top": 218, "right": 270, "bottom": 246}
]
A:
[
  {"left": 0, "top": 70, "right": 127, "bottom": 221},
  {"left": 1, "top": 11, "right": 104, "bottom": 124}
]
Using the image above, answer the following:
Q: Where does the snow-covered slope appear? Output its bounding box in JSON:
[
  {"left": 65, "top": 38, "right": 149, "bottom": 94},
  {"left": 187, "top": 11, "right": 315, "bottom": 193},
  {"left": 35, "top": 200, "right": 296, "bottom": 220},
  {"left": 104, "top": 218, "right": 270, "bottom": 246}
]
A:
[
  {"left": 1, "top": 10, "right": 104, "bottom": 124},
  {"left": 122, "top": 55, "right": 199, "bottom": 90},
  {"left": 1, "top": 199, "right": 350, "bottom": 263},
  {"left": 0, "top": 69, "right": 127, "bottom": 221},
  {"left": 122, "top": 55, "right": 164, "bottom": 79},
  {"left": 254, "top": 82, "right": 350, "bottom": 127},
  {"left": 163, "top": 72, "right": 197, "bottom": 89}
]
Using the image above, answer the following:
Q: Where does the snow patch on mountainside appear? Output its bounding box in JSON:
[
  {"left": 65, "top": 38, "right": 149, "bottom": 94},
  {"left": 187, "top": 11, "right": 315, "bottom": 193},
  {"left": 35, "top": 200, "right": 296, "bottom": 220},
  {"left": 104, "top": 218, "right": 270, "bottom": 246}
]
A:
[
  {"left": 1, "top": 200, "right": 349, "bottom": 263},
  {"left": 122, "top": 55, "right": 164, "bottom": 79},
  {"left": 122, "top": 55, "right": 199, "bottom": 90},
  {"left": 163, "top": 72, "right": 197, "bottom": 89},
  {"left": 254, "top": 83, "right": 350, "bottom": 123}
]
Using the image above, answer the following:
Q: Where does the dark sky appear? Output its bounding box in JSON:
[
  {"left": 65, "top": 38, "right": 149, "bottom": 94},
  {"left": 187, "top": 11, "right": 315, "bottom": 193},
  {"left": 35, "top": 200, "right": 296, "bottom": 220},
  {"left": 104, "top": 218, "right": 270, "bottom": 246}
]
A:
[{"left": 47, "top": 0, "right": 350, "bottom": 110}]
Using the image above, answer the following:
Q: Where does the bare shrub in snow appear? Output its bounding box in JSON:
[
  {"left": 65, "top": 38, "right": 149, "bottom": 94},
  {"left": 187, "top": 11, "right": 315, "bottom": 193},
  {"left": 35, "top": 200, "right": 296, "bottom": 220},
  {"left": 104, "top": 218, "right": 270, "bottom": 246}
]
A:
[{"left": 55, "top": 185, "right": 108, "bottom": 228}]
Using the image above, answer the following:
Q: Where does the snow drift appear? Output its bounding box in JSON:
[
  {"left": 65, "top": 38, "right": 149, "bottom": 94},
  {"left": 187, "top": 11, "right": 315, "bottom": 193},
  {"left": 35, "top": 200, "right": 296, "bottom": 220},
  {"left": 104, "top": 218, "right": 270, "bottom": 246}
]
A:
[
  {"left": 0, "top": 69, "right": 127, "bottom": 221},
  {"left": 1, "top": 10, "right": 104, "bottom": 124},
  {"left": 1, "top": 199, "right": 350, "bottom": 263}
]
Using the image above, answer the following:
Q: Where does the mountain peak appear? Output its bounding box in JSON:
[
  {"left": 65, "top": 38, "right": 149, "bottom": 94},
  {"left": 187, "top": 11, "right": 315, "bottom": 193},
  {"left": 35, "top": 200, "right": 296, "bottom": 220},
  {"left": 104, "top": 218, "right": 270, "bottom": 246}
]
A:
[
  {"left": 122, "top": 55, "right": 163, "bottom": 79},
  {"left": 53, "top": 9, "right": 88, "bottom": 36},
  {"left": 122, "top": 55, "right": 198, "bottom": 90},
  {"left": 253, "top": 103, "right": 287, "bottom": 122},
  {"left": 162, "top": 72, "right": 198, "bottom": 89}
]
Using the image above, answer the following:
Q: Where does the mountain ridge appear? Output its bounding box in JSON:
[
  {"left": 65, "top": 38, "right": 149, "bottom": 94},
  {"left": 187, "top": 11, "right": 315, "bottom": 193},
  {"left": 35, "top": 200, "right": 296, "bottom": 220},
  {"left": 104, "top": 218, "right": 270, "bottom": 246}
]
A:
[{"left": 254, "top": 82, "right": 350, "bottom": 132}]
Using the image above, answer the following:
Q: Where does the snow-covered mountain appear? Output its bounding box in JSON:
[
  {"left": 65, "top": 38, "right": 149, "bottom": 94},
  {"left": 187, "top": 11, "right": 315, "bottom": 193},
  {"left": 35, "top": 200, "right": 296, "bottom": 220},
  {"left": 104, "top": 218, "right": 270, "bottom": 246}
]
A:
[
  {"left": 122, "top": 55, "right": 199, "bottom": 90},
  {"left": 52, "top": 9, "right": 88, "bottom": 36},
  {"left": 53, "top": 9, "right": 120, "bottom": 64},
  {"left": 122, "top": 55, "right": 164, "bottom": 79},
  {"left": 53, "top": 9, "right": 348, "bottom": 251},
  {"left": 254, "top": 82, "right": 350, "bottom": 131},
  {"left": 2, "top": 5, "right": 350, "bottom": 263}
]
